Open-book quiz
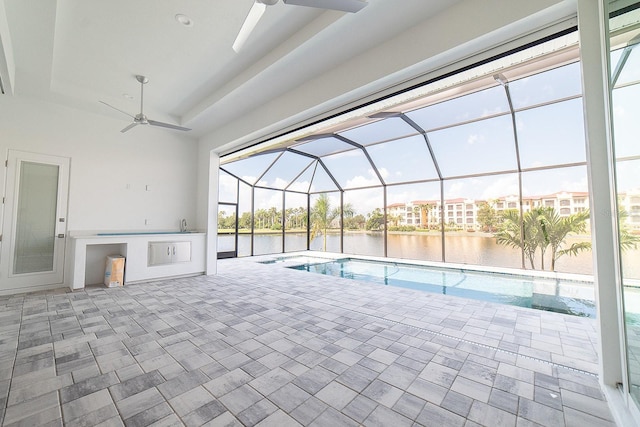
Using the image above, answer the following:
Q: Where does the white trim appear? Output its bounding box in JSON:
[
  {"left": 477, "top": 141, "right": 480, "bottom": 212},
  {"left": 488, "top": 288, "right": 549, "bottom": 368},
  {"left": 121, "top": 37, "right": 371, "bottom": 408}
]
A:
[
  {"left": 603, "top": 385, "right": 640, "bottom": 427},
  {"left": 0, "top": 282, "right": 65, "bottom": 296},
  {"left": 0, "top": 0, "right": 15, "bottom": 95},
  {"left": 206, "top": 152, "right": 220, "bottom": 275}
]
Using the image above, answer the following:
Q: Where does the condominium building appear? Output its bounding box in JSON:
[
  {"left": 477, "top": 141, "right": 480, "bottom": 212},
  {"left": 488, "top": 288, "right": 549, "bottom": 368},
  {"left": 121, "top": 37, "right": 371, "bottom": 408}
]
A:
[{"left": 387, "top": 191, "right": 639, "bottom": 231}]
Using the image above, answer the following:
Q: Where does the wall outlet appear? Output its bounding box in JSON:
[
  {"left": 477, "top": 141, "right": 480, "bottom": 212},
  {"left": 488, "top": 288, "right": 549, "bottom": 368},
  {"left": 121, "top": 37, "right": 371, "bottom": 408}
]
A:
[{"left": 144, "top": 219, "right": 151, "bottom": 225}]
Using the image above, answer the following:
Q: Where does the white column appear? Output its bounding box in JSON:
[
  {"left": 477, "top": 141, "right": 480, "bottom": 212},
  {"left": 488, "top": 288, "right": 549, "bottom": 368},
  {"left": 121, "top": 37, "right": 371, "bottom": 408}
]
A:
[
  {"left": 206, "top": 151, "right": 220, "bottom": 275},
  {"left": 578, "top": 0, "right": 624, "bottom": 387}
]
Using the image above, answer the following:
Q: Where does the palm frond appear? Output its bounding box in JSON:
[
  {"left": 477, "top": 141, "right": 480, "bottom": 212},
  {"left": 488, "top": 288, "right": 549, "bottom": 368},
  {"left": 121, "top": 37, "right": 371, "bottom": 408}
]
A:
[{"left": 557, "top": 241, "right": 592, "bottom": 258}]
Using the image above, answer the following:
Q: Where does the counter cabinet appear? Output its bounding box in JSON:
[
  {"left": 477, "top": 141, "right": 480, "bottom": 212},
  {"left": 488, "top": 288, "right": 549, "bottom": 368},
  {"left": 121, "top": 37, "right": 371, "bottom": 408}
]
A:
[{"left": 68, "top": 233, "right": 206, "bottom": 289}]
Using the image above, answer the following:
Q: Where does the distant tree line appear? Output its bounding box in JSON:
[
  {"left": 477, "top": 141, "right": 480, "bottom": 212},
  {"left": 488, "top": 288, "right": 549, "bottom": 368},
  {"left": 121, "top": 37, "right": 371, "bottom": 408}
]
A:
[{"left": 218, "top": 195, "right": 639, "bottom": 272}]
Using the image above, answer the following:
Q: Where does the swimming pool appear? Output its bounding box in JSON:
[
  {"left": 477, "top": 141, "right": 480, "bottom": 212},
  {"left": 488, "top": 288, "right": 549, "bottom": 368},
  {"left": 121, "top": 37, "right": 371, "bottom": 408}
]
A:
[{"left": 289, "top": 258, "right": 596, "bottom": 318}]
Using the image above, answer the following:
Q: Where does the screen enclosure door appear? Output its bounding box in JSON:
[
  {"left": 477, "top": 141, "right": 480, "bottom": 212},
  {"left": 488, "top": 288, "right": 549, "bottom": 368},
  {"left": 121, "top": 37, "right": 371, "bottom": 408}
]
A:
[{"left": 217, "top": 203, "right": 238, "bottom": 259}]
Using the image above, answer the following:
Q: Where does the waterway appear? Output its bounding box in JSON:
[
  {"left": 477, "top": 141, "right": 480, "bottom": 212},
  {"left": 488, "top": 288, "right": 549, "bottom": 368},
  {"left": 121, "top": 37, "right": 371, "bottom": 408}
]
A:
[{"left": 218, "top": 231, "right": 640, "bottom": 278}]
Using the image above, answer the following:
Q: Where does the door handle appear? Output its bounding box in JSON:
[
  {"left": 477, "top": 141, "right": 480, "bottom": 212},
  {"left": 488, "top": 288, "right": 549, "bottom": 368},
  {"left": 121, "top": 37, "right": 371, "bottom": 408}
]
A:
[{"left": 57, "top": 234, "right": 65, "bottom": 238}]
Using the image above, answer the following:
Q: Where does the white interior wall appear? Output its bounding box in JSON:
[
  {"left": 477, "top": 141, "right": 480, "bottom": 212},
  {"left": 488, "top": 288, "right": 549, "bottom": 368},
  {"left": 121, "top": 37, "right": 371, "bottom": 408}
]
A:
[{"left": 0, "top": 96, "right": 199, "bottom": 234}]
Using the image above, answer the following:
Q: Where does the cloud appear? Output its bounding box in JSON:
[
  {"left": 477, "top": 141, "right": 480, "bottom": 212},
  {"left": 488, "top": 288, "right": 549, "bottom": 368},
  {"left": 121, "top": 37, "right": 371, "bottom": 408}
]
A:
[
  {"left": 344, "top": 188, "right": 384, "bottom": 215},
  {"left": 288, "top": 181, "right": 310, "bottom": 192},
  {"left": 445, "top": 175, "right": 519, "bottom": 200},
  {"left": 243, "top": 175, "right": 258, "bottom": 184},
  {"left": 219, "top": 173, "right": 238, "bottom": 201},
  {"left": 467, "top": 134, "right": 485, "bottom": 145},
  {"left": 254, "top": 190, "right": 284, "bottom": 210},
  {"left": 447, "top": 181, "right": 465, "bottom": 198},
  {"left": 613, "top": 105, "right": 626, "bottom": 118},
  {"left": 560, "top": 175, "right": 589, "bottom": 192},
  {"left": 345, "top": 168, "right": 382, "bottom": 189},
  {"left": 481, "top": 175, "right": 519, "bottom": 200},
  {"left": 387, "top": 186, "right": 439, "bottom": 205},
  {"left": 272, "top": 177, "right": 289, "bottom": 189},
  {"left": 387, "top": 189, "right": 415, "bottom": 205},
  {"left": 376, "top": 167, "right": 390, "bottom": 179}
]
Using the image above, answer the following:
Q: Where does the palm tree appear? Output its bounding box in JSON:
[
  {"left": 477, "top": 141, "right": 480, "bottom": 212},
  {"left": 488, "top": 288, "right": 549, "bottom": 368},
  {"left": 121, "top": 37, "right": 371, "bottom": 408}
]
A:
[
  {"left": 388, "top": 214, "right": 401, "bottom": 227},
  {"left": 342, "top": 203, "right": 355, "bottom": 222},
  {"left": 310, "top": 193, "right": 340, "bottom": 251},
  {"left": 537, "top": 208, "right": 590, "bottom": 270},
  {"left": 495, "top": 209, "right": 540, "bottom": 269},
  {"left": 254, "top": 208, "right": 267, "bottom": 230},
  {"left": 619, "top": 208, "right": 640, "bottom": 251},
  {"left": 415, "top": 203, "right": 431, "bottom": 229},
  {"left": 495, "top": 207, "right": 591, "bottom": 271}
]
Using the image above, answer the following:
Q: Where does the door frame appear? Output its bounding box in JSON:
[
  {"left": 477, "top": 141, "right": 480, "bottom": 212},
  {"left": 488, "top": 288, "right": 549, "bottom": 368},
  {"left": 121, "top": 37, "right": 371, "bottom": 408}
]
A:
[
  {"left": 0, "top": 150, "right": 70, "bottom": 292},
  {"left": 217, "top": 202, "right": 238, "bottom": 259}
]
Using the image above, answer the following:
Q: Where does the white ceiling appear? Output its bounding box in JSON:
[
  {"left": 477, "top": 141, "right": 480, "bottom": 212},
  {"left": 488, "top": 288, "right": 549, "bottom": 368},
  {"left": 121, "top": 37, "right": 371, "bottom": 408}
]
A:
[{"left": 1, "top": 0, "right": 463, "bottom": 138}]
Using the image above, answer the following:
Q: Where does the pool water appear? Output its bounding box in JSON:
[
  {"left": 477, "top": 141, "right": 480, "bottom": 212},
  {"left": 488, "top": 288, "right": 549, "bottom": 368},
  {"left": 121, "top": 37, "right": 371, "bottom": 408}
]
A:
[{"left": 289, "top": 258, "right": 596, "bottom": 318}]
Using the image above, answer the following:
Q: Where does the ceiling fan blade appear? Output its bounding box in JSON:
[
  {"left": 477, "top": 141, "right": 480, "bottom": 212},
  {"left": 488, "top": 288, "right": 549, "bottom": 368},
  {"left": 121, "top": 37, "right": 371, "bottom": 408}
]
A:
[
  {"left": 233, "top": 1, "right": 267, "bottom": 52},
  {"left": 148, "top": 119, "right": 191, "bottom": 132},
  {"left": 100, "top": 100, "right": 135, "bottom": 118},
  {"left": 283, "top": 0, "right": 367, "bottom": 13},
  {"left": 121, "top": 123, "right": 139, "bottom": 133}
]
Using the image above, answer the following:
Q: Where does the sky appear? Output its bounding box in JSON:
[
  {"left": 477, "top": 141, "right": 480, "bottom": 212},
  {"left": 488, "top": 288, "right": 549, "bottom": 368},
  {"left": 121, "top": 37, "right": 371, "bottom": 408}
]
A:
[{"left": 219, "top": 44, "right": 639, "bottom": 217}]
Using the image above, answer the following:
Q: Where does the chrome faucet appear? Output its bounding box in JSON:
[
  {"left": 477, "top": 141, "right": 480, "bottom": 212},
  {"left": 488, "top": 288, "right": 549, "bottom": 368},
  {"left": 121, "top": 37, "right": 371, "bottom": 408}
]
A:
[{"left": 180, "top": 218, "right": 187, "bottom": 232}]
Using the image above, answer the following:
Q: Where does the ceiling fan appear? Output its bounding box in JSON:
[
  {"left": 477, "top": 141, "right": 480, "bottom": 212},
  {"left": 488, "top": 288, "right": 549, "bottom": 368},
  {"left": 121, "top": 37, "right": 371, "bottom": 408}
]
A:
[
  {"left": 233, "top": 0, "right": 368, "bottom": 52},
  {"left": 100, "top": 75, "right": 191, "bottom": 133}
]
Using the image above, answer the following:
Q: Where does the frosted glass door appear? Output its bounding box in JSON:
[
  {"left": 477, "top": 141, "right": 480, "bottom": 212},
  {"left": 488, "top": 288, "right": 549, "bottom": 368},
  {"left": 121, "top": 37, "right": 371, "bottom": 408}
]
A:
[
  {"left": 13, "top": 162, "right": 59, "bottom": 274},
  {"left": 0, "top": 151, "right": 69, "bottom": 291}
]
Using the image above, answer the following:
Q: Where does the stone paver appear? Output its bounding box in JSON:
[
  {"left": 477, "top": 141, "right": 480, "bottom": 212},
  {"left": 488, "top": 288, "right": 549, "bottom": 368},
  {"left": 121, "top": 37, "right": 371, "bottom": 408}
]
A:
[{"left": 0, "top": 254, "right": 613, "bottom": 426}]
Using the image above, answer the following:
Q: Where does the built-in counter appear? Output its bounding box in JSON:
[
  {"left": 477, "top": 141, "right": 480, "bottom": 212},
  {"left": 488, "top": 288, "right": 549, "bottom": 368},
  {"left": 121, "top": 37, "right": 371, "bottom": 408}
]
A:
[{"left": 67, "top": 232, "right": 206, "bottom": 290}]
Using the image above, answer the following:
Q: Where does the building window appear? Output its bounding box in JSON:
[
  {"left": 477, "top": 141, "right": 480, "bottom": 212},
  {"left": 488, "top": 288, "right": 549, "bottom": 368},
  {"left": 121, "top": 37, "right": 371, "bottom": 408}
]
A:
[{"left": 560, "top": 199, "right": 571, "bottom": 206}]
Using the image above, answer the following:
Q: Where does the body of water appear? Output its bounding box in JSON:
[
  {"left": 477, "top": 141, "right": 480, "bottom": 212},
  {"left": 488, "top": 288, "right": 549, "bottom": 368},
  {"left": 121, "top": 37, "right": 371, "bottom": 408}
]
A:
[
  {"left": 218, "top": 231, "right": 640, "bottom": 278},
  {"left": 290, "top": 258, "right": 596, "bottom": 317}
]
